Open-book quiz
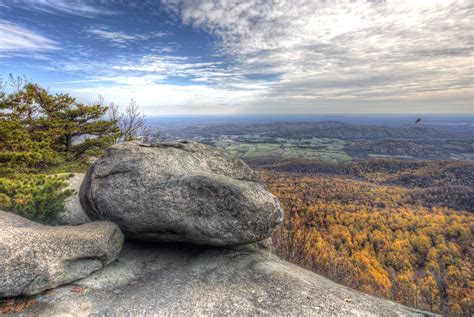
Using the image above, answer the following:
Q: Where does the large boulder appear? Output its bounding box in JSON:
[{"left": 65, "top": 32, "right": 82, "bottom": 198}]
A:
[
  {"left": 4, "top": 242, "right": 435, "bottom": 316},
  {"left": 80, "top": 141, "right": 283, "bottom": 246},
  {"left": 0, "top": 211, "right": 123, "bottom": 298}
]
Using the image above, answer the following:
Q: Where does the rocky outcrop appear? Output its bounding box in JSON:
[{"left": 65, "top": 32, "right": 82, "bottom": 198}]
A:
[
  {"left": 0, "top": 141, "right": 438, "bottom": 316},
  {"left": 80, "top": 140, "right": 283, "bottom": 246},
  {"left": 0, "top": 211, "right": 123, "bottom": 298},
  {"left": 6, "top": 242, "right": 436, "bottom": 316},
  {"left": 56, "top": 173, "right": 91, "bottom": 226}
]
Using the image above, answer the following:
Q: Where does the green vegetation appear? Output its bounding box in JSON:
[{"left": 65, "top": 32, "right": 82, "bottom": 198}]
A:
[
  {"left": 212, "top": 137, "right": 351, "bottom": 162},
  {"left": 0, "top": 174, "right": 74, "bottom": 224},
  {"left": 174, "top": 120, "right": 473, "bottom": 161},
  {"left": 0, "top": 77, "right": 155, "bottom": 224},
  {"left": 0, "top": 79, "right": 120, "bottom": 174},
  {"left": 0, "top": 78, "right": 122, "bottom": 223}
]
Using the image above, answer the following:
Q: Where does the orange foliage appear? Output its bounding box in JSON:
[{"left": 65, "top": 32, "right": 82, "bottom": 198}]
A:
[{"left": 261, "top": 170, "right": 473, "bottom": 316}]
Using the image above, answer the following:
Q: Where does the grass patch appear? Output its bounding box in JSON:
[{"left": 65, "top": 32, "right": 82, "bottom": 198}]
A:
[{"left": 213, "top": 137, "right": 352, "bottom": 162}]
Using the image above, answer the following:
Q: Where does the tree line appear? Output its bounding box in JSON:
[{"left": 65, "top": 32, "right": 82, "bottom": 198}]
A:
[{"left": 252, "top": 158, "right": 474, "bottom": 212}]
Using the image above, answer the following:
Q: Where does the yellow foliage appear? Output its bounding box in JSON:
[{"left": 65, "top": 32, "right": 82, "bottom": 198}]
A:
[{"left": 262, "top": 171, "right": 473, "bottom": 316}]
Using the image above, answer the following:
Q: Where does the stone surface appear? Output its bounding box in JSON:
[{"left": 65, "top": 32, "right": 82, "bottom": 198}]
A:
[
  {"left": 0, "top": 211, "right": 123, "bottom": 298},
  {"left": 3, "top": 242, "right": 436, "bottom": 316},
  {"left": 56, "top": 173, "right": 91, "bottom": 226},
  {"left": 80, "top": 140, "right": 284, "bottom": 246}
]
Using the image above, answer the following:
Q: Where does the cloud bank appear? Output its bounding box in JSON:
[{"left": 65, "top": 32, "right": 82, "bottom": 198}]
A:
[
  {"left": 1, "top": 0, "right": 472, "bottom": 114},
  {"left": 159, "top": 0, "right": 473, "bottom": 113}
]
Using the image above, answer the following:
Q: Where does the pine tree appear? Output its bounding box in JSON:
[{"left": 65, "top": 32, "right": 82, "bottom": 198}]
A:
[{"left": 0, "top": 82, "right": 121, "bottom": 172}]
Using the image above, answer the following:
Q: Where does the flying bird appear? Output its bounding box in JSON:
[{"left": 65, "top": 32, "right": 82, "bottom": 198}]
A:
[{"left": 415, "top": 118, "right": 422, "bottom": 126}]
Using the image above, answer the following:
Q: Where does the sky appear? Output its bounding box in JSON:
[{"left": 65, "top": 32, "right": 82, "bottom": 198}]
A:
[{"left": 0, "top": 0, "right": 472, "bottom": 115}]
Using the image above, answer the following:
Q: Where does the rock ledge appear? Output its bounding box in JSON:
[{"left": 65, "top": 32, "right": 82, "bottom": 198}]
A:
[{"left": 5, "top": 242, "right": 436, "bottom": 316}]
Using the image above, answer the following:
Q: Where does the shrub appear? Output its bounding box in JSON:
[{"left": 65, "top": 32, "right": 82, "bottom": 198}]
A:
[{"left": 0, "top": 174, "right": 74, "bottom": 224}]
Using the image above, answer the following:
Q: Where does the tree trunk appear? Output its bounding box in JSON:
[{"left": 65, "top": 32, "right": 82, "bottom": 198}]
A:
[{"left": 65, "top": 135, "right": 72, "bottom": 153}]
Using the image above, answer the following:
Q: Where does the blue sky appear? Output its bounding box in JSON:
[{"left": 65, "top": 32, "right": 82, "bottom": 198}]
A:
[{"left": 0, "top": 0, "right": 472, "bottom": 115}]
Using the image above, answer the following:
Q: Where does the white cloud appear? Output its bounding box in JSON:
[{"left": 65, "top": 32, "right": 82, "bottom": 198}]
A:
[
  {"left": 0, "top": 0, "right": 115, "bottom": 17},
  {"left": 51, "top": 74, "right": 167, "bottom": 86},
  {"left": 0, "top": 19, "right": 58, "bottom": 55},
  {"left": 48, "top": 53, "right": 271, "bottom": 114},
  {"left": 68, "top": 82, "right": 267, "bottom": 114},
  {"left": 109, "top": 55, "right": 239, "bottom": 85},
  {"left": 160, "top": 0, "right": 474, "bottom": 113},
  {"left": 11, "top": 0, "right": 471, "bottom": 114},
  {"left": 87, "top": 27, "right": 167, "bottom": 45}
]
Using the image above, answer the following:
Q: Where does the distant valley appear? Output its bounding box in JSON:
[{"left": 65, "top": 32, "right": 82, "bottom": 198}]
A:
[{"left": 160, "top": 120, "right": 473, "bottom": 161}]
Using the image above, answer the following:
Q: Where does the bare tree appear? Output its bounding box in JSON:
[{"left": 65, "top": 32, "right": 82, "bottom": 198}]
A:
[
  {"left": 107, "top": 99, "right": 159, "bottom": 143},
  {"left": 107, "top": 100, "right": 120, "bottom": 122},
  {"left": 120, "top": 99, "right": 147, "bottom": 141},
  {"left": 0, "top": 74, "right": 27, "bottom": 100},
  {"left": 8, "top": 74, "right": 28, "bottom": 93}
]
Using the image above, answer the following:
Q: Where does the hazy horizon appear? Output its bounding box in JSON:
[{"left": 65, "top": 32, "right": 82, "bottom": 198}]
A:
[{"left": 145, "top": 113, "right": 474, "bottom": 117}]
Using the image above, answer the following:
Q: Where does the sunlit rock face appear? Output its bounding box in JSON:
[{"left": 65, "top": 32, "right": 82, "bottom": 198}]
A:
[
  {"left": 7, "top": 242, "right": 436, "bottom": 316},
  {"left": 0, "top": 210, "right": 123, "bottom": 298},
  {"left": 80, "top": 140, "right": 284, "bottom": 246}
]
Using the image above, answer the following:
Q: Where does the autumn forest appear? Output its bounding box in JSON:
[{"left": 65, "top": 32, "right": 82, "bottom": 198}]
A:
[{"left": 258, "top": 159, "right": 473, "bottom": 316}]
